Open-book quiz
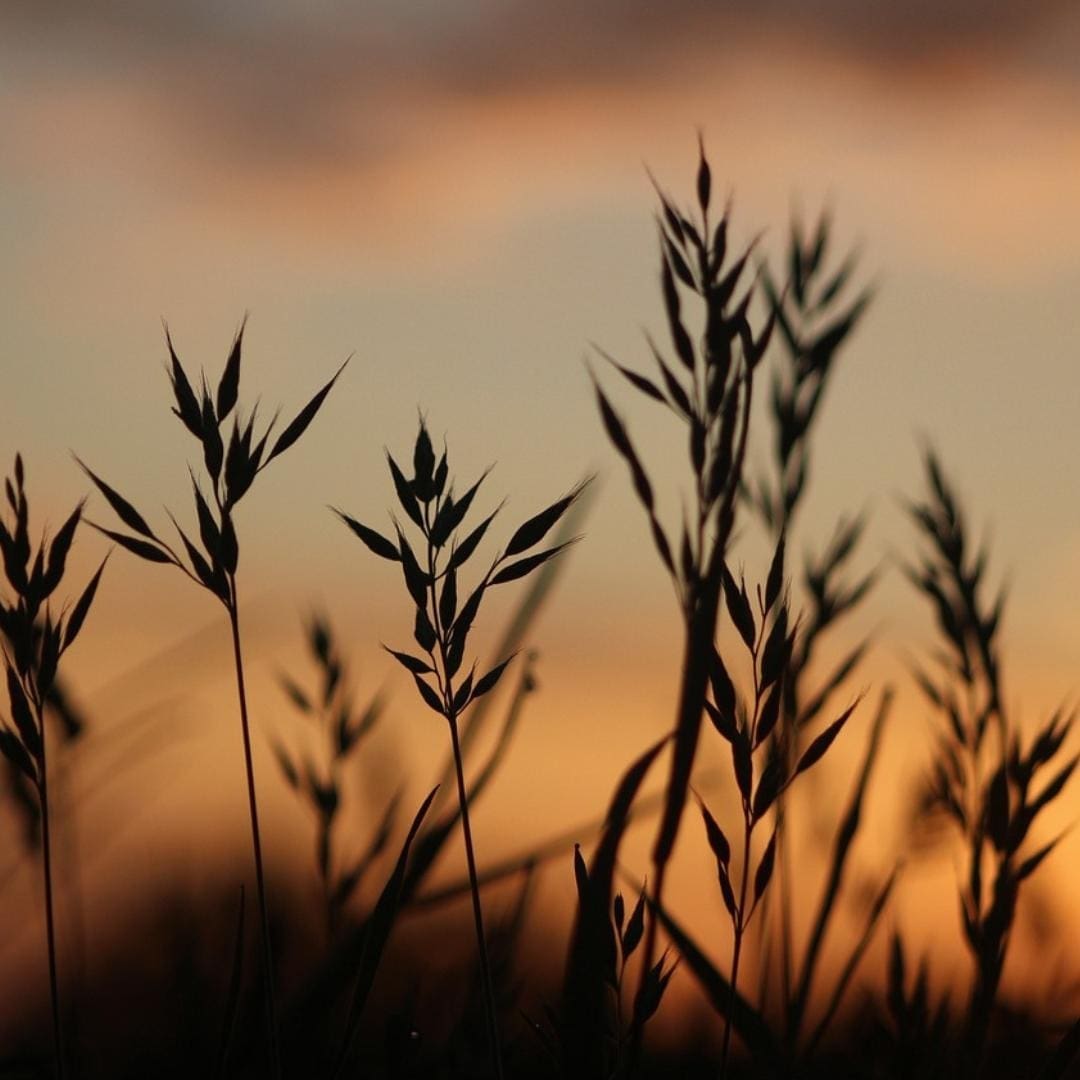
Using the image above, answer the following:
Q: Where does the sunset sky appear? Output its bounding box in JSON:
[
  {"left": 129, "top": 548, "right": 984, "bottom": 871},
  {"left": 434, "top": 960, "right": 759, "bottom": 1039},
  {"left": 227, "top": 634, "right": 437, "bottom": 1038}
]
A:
[{"left": 3, "top": 1, "right": 1080, "bottom": 1035}]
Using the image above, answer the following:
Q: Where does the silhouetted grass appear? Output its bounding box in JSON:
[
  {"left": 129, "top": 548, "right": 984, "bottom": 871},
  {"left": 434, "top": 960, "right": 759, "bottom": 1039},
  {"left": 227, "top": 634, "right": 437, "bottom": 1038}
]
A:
[
  {"left": 272, "top": 612, "right": 387, "bottom": 935},
  {"left": 0, "top": 456, "right": 105, "bottom": 1079},
  {"left": 77, "top": 322, "right": 346, "bottom": 1079},
  {"left": 335, "top": 417, "right": 586, "bottom": 1078},
  {"left": 745, "top": 211, "right": 893, "bottom": 1057},
  {"left": 590, "top": 141, "right": 778, "bottom": 1069},
  {"left": 904, "top": 451, "right": 1077, "bottom": 1077},
  {"left": 2, "top": 146, "right": 1079, "bottom": 1080}
]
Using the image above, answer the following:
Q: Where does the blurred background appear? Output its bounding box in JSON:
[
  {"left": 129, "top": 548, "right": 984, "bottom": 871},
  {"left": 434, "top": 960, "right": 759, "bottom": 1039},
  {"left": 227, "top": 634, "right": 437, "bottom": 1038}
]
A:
[{"left": 2, "top": 0, "right": 1080, "bottom": 1058}]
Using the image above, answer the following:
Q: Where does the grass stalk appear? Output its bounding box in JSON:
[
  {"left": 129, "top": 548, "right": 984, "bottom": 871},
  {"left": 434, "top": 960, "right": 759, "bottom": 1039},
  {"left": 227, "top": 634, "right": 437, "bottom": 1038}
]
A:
[
  {"left": 423, "top": 496, "right": 504, "bottom": 1080},
  {"left": 338, "top": 419, "right": 582, "bottom": 1079},
  {"left": 631, "top": 364, "right": 753, "bottom": 1062},
  {"left": 629, "top": 592, "right": 721, "bottom": 1068},
  {"left": 37, "top": 738, "right": 66, "bottom": 1080},
  {"left": 905, "top": 451, "right": 1078, "bottom": 1076},
  {"left": 226, "top": 588, "right": 281, "bottom": 1080},
  {"left": 448, "top": 709, "right": 504, "bottom": 1080},
  {"left": 75, "top": 324, "right": 345, "bottom": 1077},
  {"left": 271, "top": 613, "right": 388, "bottom": 937},
  {"left": 597, "top": 146, "right": 771, "bottom": 1066},
  {"left": 720, "top": 817, "right": 753, "bottom": 1079},
  {"left": 0, "top": 459, "right": 108, "bottom": 1080}
]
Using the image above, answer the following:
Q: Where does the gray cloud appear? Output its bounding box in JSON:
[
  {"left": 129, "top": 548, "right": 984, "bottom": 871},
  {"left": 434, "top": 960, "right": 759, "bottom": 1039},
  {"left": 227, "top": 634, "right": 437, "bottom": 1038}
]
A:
[{"left": 3, "top": 1, "right": 1078, "bottom": 177}]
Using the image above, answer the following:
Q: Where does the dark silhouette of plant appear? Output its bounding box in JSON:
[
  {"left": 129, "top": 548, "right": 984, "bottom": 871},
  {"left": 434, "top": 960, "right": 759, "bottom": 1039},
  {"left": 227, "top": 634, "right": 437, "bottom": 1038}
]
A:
[
  {"left": 695, "top": 540, "right": 860, "bottom": 1077},
  {"left": 271, "top": 612, "right": 386, "bottom": 934},
  {"left": 7, "top": 127, "right": 1080, "bottom": 1080},
  {"left": 905, "top": 451, "right": 1076, "bottom": 1077},
  {"left": 77, "top": 320, "right": 346, "bottom": 1080},
  {"left": 336, "top": 417, "right": 586, "bottom": 1080},
  {"left": 882, "top": 933, "right": 952, "bottom": 1080},
  {"left": 0, "top": 677, "right": 86, "bottom": 854},
  {"left": 281, "top": 603, "right": 547, "bottom": 1041},
  {"left": 0, "top": 455, "right": 106, "bottom": 1079},
  {"left": 560, "top": 735, "right": 670, "bottom": 1079},
  {"left": 584, "top": 175, "right": 876, "bottom": 1076},
  {"left": 332, "top": 786, "right": 438, "bottom": 1079},
  {"left": 590, "top": 140, "right": 776, "bottom": 1052},
  {"left": 742, "top": 211, "right": 892, "bottom": 1055},
  {"left": 749, "top": 210, "right": 872, "bottom": 534}
]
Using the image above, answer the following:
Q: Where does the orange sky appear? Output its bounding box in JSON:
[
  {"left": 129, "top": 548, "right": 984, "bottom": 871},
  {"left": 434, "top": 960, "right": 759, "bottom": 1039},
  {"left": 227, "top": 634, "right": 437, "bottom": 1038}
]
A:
[{"left": 3, "top": 0, "right": 1080, "bottom": 1039}]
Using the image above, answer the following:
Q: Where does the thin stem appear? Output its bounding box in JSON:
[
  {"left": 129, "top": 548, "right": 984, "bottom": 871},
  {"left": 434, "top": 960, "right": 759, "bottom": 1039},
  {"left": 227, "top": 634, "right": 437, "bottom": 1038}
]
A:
[
  {"left": 629, "top": 859, "right": 667, "bottom": 1069},
  {"left": 38, "top": 743, "right": 66, "bottom": 1080},
  {"left": 421, "top": 496, "right": 503, "bottom": 1080},
  {"left": 448, "top": 711, "right": 505, "bottom": 1080},
  {"left": 632, "top": 367, "right": 754, "bottom": 1070},
  {"left": 227, "top": 592, "right": 281, "bottom": 1080},
  {"left": 56, "top": 743, "right": 88, "bottom": 1071},
  {"left": 720, "top": 815, "right": 754, "bottom": 1080},
  {"left": 720, "top": 648, "right": 765, "bottom": 1078},
  {"left": 614, "top": 950, "right": 628, "bottom": 1077},
  {"left": 776, "top": 799, "right": 794, "bottom": 1036}
]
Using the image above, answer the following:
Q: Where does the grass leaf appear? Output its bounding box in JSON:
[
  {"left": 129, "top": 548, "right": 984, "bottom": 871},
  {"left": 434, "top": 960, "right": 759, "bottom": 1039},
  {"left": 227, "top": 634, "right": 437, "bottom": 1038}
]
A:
[
  {"left": 412, "top": 674, "right": 444, "bottom": 716},
  {"left": 562, "top": 736, "right": 667, "bottom": 1076},
  {"left": 266, "top": 358, "right": 348, "bottom": 465},
  {"left": 449, "top": 506, "right": 500, "bottom": 570},
  {"left": 491, "top": 540, "right": 576, "bottom": 585},
  {"left": 90, "top": 524, "right": 173, "bottom": 565},
  {"left": 386, "top": 452, "right": 424, "bottom": 529},
  {"left": 166, "top": 328, "right": 204, "bottom": 439},
  {"left": 216, "top": 319, "right": 244, "bottom": 422},
  {"left": 794, "top": 699, "right": 860, "bottom": 778},
  {"left": 334, "top": 787, "right": 439, "bottom": 1078},
  {"left": 76, "top": 458, "right": 157, "bottom": 540},
  {"left": 332, "top": 509, "right": 401, "bottom": 562},
  {"left": 385, "top": 647, "right": 433, "bottom": 677},
  {"left": 635, "top": 879, "right": 778, "bottom": 1063},
  {"left": 473, "top": 654, "right": 516, "bottom": 700},
  {"left": 62, "top": 556, "right": 108, "bottom": 650},
  {"left": 431, "top": 470, "right": 489, "bottom": 548},
  {"left": 504, "top": 481, "right": 588, "bottom": 558}
]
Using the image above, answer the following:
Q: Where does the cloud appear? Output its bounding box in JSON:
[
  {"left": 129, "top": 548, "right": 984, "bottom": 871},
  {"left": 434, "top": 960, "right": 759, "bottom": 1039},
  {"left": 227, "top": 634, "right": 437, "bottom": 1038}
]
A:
[
  {"left": 4, "top": 1, "right": 1079, "bottom": 178},
  {"left": 4, "top": 1, "right": 1080, "bottom": 276}
]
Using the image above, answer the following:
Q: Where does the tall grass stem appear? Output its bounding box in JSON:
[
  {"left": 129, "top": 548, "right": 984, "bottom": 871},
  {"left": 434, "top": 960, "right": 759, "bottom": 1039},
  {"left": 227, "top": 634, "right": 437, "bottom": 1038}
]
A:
[
  {"left": 227, "top": 589, "right": 281, "bottom": 1080},
  {"left": 720, "top": 821, "right": 753, "bottom": 1079},
  {"left": 38, "top": 752, "right": 66, "bottom": 1080},
  {"left": 448, "top": 710, "right": 505, "bottom": 1080}
]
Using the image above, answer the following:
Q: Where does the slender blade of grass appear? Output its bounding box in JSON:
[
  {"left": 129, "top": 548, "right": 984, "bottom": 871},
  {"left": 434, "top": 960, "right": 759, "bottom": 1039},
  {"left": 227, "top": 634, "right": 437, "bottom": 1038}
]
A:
[
  {"left": 789, "top": 687, "right": 893, "bottom": 1043},
  {"left": 213, "top": 886, "right": 246, "bottom": 1080},
  {"left": 401, "top": 656, "right": 534, "bottom": 901},
  {"left": 561, "top": 736, "right": 667, "bottom": 1078},
  {"left": 805, "top": 864, "right": 900, "bottom": 1057},
  {"left": 409, "top": 769, "right": 727, "bottom": 911},
  {"left": 431, "top": 481, "right": 594, "bottom": 812},
  {"left": 333, "top": 786, "right": 438, "bottom": 1079},
  {"left": 619, "top": 867, "right": 778, "bottom": 1064}
]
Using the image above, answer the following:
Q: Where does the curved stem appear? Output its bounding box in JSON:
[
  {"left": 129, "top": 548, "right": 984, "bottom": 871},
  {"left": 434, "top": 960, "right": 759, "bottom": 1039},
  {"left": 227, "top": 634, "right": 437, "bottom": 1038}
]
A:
[{"left": 227, "top": 592, "right": 281, "bottom": 1080}]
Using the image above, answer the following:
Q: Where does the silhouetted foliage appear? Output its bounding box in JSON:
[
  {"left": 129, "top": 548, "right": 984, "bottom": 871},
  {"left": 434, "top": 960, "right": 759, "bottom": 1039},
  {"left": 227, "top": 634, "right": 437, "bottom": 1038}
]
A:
[
  {"left": 0, "top": 455, "right": 105, "bottom": 1080},
  {"left": 79, "top": 322, "right": 347, "bottom": 1080},
  {"left": 904, "top": 451, "right": 1077, "bottom": 1078},
  {"left": 1, "top": 146, "right": 1078, "bottom": 1080}
]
